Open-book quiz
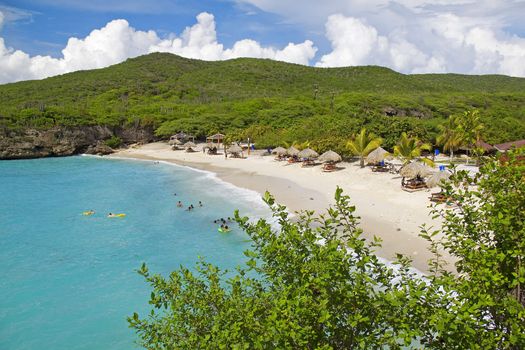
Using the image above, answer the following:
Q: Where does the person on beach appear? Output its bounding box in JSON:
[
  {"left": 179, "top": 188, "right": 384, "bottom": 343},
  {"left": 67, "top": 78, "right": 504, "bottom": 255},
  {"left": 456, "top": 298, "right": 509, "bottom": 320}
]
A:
[{"left": 177, "top": 201, "right": 183, "bottom": 208}]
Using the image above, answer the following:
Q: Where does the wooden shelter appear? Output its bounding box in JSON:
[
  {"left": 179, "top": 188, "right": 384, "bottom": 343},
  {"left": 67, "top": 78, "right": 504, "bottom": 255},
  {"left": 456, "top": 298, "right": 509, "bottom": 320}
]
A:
[
  {"left": 206, "top": 133, "right": 225, "bottom": 144},
  {"left": 494, "top": 139, "right": 525, "bottom": 152}
]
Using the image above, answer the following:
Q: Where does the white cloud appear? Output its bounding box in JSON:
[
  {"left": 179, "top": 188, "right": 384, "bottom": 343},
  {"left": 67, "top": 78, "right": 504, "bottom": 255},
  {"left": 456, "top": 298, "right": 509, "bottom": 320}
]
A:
[
  {"left": 239, "top": 0, "right": 525, "bottom": 76},
  {"left": 315, "top": 15, "right": 446, "bottom": 74},
  {"left": 0, "top": 11, "right": 317, "bottom": 84}
]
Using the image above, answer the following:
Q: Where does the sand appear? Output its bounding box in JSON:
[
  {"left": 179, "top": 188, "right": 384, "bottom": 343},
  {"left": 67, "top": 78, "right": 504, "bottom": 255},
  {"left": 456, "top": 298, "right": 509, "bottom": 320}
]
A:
[{"left": 110, "top": 142, "right": 453, "bottom": 273}]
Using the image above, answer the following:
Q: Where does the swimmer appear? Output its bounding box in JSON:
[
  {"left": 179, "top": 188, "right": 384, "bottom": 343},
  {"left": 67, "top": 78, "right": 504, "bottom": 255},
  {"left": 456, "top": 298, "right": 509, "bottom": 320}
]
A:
[
  {"left": 107, "top": 212, "right": 116, "bottom": 218},
  {"left": 177, "top": 201, "right": 183, "bottom": 208},
  {"left": 199, "top": 201, "right": 203, "bottom": 207},
  {"left": 224, "top": 225, "right": 229, "bottom": 230}
]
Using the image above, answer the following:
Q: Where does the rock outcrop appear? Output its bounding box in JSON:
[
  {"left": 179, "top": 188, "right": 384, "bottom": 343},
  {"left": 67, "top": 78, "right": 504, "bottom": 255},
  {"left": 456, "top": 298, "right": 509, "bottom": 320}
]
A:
[{"left": 0, "top": 125, "right": 155, "bottom": 159}]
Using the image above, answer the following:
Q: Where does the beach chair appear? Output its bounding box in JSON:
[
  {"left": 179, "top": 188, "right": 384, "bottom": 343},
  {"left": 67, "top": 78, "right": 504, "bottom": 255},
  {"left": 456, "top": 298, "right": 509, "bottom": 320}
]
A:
[
  {"left": 322, "top": 163, "right": 337, "bottom": 172},
  {"left": 301, "top": 159, "right": 316, "bottom": 167}
]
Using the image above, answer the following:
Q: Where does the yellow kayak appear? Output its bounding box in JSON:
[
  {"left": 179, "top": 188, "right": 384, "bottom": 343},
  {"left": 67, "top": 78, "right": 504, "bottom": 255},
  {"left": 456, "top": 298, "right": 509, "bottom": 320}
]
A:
[
  {"left": 83, "top": 211, "right": 95, "bottom": 216},
  {"left": 108, "top": 213, "right": 126, "bottom": 218}
]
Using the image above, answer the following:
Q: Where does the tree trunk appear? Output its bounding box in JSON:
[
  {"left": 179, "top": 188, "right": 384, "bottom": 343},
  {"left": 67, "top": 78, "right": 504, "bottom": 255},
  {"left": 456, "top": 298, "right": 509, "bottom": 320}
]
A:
[{"left": 360, "top": 156, "right": 364, "bottom": 168}]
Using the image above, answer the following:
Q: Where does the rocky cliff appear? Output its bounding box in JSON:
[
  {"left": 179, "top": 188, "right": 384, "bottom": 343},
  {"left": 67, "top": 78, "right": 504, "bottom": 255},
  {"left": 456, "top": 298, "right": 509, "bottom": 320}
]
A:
[{"left": 0, "top": 125, "right": 155, "bottom": 160}]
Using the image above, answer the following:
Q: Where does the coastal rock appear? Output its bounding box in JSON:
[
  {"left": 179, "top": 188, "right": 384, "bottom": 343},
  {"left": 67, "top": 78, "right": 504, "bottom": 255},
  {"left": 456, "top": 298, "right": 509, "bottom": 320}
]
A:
[
  {"left": 85, "top": 142, "right": 114, "bottom": 155},
  {"left": 0, "top": 125, "right": 155, "bottom": 160}
]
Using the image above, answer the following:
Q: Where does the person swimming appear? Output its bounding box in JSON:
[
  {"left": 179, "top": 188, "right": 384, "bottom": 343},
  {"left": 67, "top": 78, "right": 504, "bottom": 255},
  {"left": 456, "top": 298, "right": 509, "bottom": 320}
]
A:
[
  {"left": 177, "top": 201, "right": 183, "bottom": 208},
  {"left": 199, "top": 201, "right": 203, "bottom": 207},
  {"left": 107, "top": 212, "right": 116, "bottom": 218}
]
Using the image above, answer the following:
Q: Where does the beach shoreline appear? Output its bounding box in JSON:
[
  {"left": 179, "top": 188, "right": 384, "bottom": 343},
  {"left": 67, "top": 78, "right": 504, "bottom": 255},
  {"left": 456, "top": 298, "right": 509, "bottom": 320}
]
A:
[{"left": 110, "top": 142, "right": 452, "bottom": 273}]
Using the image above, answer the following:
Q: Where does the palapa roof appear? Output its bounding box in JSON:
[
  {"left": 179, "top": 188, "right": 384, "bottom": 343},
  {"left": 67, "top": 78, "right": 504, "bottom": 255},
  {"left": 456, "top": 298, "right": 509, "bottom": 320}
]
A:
[
  {"left": 228, "top": 144, "right": 243, "bottom": 154},
  {"left": 400, "top": 161, "right": 433, "bottom": 178},
  {"left": 366, "top": 147, "right": 388, "bottom": 164},
  {"left": 318, "top": 150, "right": 342, "bottom": 163},
  {"left": 272, "top": 146, "right": 287, "bottom": 156},
  {"left": 494, "top": 139, "right": 525, "bottom": 152},
  {"left": 426, "top": 171, "right": 451, "bottom": 188},
  {"left": 298, "top": 148, "right": 319, "bottom": 159},
  {"left": 287, "top": 146, "right": 300, "bottom": 156},
  {"left": 184, "top": 141, "right": 197, "bottom": 149}
]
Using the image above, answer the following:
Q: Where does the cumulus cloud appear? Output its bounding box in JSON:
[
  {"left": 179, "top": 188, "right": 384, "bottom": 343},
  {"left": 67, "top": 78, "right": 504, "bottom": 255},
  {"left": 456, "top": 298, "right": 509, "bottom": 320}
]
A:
[
  {"left": 315, "top": 15, "right": 445, "bottom": 73},
  {"left": 0, "top": 11, "right": 317, "bottom": 84},
  {"left": 240, "top": 0, "right": 525, "bottom": 76}
]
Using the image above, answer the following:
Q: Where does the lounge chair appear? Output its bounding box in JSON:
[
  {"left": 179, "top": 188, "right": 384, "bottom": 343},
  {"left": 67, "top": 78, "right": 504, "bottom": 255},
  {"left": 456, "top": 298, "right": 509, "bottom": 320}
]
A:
[
  {"left": 401, "top": 177, "right": 427, "bottom": 192},
  {"left": 372, "top": 164, "right": 389, "bottom": 172},
  {"left": 322, "top": 163, "right": 337, "bottom": 172},
  {"left": 301, "top": 159, "right": 316, "bottom": 167}
]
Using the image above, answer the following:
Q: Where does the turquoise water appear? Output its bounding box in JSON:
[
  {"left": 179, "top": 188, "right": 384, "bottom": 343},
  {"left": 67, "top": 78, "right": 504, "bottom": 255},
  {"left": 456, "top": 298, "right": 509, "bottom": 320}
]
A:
[{"left": 0, "top": 156, "right": 269, "bottom": 349}]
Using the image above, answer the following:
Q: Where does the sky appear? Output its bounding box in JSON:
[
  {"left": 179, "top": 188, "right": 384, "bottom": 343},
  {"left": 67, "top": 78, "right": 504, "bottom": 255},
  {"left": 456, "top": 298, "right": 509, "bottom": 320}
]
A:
[{"left": 0, "top": 0, "right": 525, "bottom": 83}]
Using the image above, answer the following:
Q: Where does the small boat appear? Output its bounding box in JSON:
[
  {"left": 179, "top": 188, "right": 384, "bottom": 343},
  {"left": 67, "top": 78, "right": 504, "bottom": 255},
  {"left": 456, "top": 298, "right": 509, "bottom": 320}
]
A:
[
  {"left": 218, "top": 227, "right": 231, "bottom": 233},
  {"left": 82, "top": 211, "right": 95, "bottom": 216}
]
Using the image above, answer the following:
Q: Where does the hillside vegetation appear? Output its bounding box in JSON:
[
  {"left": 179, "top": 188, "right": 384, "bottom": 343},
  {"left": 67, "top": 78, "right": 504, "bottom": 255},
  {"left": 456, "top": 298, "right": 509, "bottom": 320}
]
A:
[{"left": 1, "top": 52, "right": 524, "bottom": 153}]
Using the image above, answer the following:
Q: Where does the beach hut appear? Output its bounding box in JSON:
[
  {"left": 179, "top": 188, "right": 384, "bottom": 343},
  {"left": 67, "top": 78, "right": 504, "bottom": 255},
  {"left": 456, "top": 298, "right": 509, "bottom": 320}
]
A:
[
  {"left": 207, "top": 133, "right": 225, "bottom": 145},
  {"left": 184, "top": 141, "right": 197, "bottom": 152},
  {"left": 426, "top": 170, "right": 451, "bottom": 188},
  {"left": 494, "top": 139, "right": 525, "bottom": 152},
  {"left": 318, "top": 150, "right": 342, "bottom": 172},
  {"left": 227, "top": 144, "right": 243, "bottom": 158},
  {"left": 366, "top": 147, "right": 389, "bottom": 164}
]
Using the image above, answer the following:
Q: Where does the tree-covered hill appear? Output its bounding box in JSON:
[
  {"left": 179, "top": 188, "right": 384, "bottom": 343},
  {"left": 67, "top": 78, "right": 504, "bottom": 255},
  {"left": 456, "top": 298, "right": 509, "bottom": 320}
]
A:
[{"left": 1, "top": 52, "right": 524, "bottom": 152}]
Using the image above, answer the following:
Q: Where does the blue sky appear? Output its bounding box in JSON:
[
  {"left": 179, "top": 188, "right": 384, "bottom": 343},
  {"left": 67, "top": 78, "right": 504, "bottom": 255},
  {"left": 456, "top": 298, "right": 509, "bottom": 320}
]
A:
[
  {"left": 0, "top": 0, "right": 317, "bottom": 57},
  {"left": 1, "top": 0, "right": 525, "bottom": 83}
]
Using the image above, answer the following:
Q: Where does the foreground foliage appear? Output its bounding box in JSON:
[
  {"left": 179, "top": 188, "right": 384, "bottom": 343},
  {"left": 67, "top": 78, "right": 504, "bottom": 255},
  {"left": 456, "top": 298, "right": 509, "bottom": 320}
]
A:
[{"left": 130, "top": 150, "right": 525, "bottom": 349}]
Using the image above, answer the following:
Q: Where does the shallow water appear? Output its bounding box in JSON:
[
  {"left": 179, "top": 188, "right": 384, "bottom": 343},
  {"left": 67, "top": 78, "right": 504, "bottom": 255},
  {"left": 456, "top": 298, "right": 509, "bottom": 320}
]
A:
[{"left": 0, "top": 156, "right": 269, "bottom": 350}]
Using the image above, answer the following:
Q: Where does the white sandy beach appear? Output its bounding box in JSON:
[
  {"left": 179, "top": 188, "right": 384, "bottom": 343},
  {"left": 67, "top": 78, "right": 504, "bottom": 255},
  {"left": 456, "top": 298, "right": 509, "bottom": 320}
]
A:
[{"left": 111, "top": 142, "right": 453, "bottom": 273}]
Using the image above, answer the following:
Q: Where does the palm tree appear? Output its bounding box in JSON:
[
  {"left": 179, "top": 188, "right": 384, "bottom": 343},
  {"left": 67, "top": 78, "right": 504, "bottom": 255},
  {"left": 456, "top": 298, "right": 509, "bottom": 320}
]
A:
[
  {"left": 457, "top": 110, "right": 484, "bottom": 164},
  {"left": 437, "top": 114, "right": 463, "bottom": 161},
  {"left": 346, "top": 128, "right": 382, "bottom": 168},
  {"left": 394, "top": 132, "right": 433, "bottom": 165},
  {"left": 283, "top": 140, "right": 310, "bottom": 151}
]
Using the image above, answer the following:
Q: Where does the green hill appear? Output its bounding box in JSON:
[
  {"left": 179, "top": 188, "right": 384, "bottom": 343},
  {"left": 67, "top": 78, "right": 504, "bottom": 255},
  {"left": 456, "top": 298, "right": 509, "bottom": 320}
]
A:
[{"left": 1, "top": 52, "right": 524, "bottom": 152}]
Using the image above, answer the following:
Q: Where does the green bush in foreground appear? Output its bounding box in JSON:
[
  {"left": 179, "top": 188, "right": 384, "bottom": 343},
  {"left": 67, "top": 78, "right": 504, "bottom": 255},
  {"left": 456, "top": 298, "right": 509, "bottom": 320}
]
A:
[{"left": 129, "top": 150, "right": 525, "bottom": 349}]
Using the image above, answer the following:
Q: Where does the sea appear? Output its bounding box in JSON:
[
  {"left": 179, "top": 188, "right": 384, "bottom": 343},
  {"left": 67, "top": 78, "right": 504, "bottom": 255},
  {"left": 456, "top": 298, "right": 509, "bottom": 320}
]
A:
[{"left": 0, "top": 156, "right": 270, "bottom": 350}]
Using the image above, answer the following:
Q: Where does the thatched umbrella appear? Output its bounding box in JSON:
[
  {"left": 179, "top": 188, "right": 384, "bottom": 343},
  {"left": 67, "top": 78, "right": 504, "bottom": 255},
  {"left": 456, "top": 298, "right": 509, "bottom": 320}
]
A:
[
  {"left": 298, "top": 148, "right": 319, "bottom": 160},
  {"left": 400, "top": 161, "right": 433, "bottom": 179},
  {"left": 184, "top": 141, "right": 197, "bottom": 151},
  {"left": 318, "top": 150, "right": 342, "bottom": 163},
  {"left": 287, "top": 146, "right": 300, "bottom": 157},
  {"left": 366, "top": 147, "right": 389, "bottom": 164},
  {"left": 426, "top": 171, "right": 451, "bottom": 188},
  {"left": 272, "top": 146, "right": 287, "bottom": 156},
  {"left": 203, "top": 142, "right": 217, "bottom": 150},
  {"left": 228, "top": 144, "right": 243, "bottom": 155},
  {"left": 169, "top": 138, "right": 182, "bottom": 146}
]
